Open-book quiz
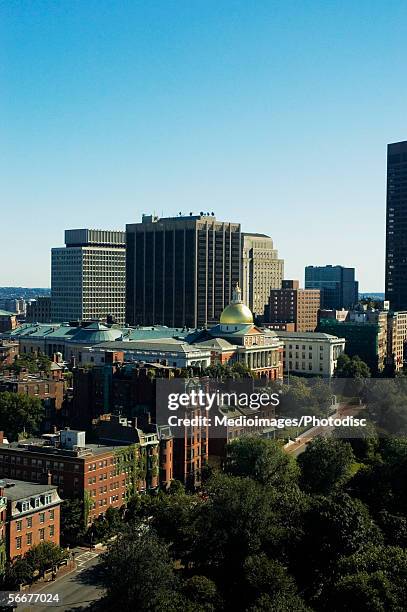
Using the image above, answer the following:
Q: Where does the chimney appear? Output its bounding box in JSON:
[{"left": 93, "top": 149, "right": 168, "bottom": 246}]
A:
[
  {"left": 0, "top": 431, "right": 3, "bottom": 444},
  {"left": 41, "top": 471, "right": 52, "bottom": 485}
]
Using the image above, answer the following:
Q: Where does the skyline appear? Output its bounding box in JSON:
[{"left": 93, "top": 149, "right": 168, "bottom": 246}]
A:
[{"left": 3, "top": 2, "right": 407, "bottom": 290}]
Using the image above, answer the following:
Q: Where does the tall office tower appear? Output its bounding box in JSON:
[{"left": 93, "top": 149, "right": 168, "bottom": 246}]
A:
[
  {"left": 265, "top": 280, "right": 320, "bottom": 332},
  {"left": 386, "top": 141, "right": 407, "bottom": 310},
  {"left": 51, "top": 229, "right": 126, "bottom": 324},
  {"left": 126, "top": 214, "right": 241, "bottom": 328},
  {"left": 242, "top": 233, "right": 284, "bottom": 317},
  {"left": 305, "top": 265, "right": 358, "bottom": 309}
]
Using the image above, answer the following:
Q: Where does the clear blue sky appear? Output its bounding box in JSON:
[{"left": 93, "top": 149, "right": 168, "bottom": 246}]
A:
[{"left": 2, "top": 0, "right": 407, "bottom": 291}]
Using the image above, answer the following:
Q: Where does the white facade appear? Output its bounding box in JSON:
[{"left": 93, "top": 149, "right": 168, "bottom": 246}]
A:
[
  {"left": 278, "top": 331, "right": 345, "bottom": 377},
  {"left": 51, "top": 229, "right": 126, "bottom": 325},
  {"left": 81, "top": 339, "right": 211, "bottom": 370}
]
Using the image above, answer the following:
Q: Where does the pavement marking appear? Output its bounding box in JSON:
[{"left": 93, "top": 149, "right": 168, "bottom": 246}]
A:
[{"left": 75, "top": 551, "right": 99, "bottom": 570}]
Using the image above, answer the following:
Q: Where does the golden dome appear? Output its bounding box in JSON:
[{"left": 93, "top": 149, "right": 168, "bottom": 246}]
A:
[{"left": 220, "top": 303, "right": 253, "bottom": 325}]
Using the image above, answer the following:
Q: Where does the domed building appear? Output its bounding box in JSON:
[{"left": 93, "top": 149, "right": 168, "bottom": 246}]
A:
[
  {"left": 219, "top": 284, "right": 253, "bottom": 329},
  {"left": 66, "top": 322, "right": 123, "bottom": 363},
  {"left": 187, "top": 284, "right": 283, "bottom": 380}
]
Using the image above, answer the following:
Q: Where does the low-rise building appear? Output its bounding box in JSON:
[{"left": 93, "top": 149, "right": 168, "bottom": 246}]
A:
[
  {"left": 2, "top": 322, "right": 190, "bottom": 362},
  {"left": 0, "top": 478, "right": 61, "bottom": 560},
  {"left": 0, "top": 369, "right": 65, "bottom": 432},
  {"left": 278, "top": 331, "right": 346, "bottom": 377},
  {"left": 0, "top": 428, "right": 161, "bottom": 524},
  {"left": 0, "top": 341, "right": 19, "bottom": 367},
  {"left": 0, "top": 310, "right": 18, "bottom": 333},
  {"left": 82, "top": 338, "right": 211, "bottom": 370}
]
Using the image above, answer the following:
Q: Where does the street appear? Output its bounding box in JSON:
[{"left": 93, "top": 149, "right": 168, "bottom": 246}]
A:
[
  {"left": 17, "top": 549, "right": 105, "bottom": 612},
  {"left": 284, "top": 403, "right": 365, "bottom": 457}
]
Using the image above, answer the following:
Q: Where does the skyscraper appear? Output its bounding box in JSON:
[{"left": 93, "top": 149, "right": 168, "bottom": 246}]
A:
[
  {"left": 385, "top": 140, "right": 407, "bottom": 311},
  {"left": 126, "top": 214, "right": 241, "bottom": 328},
  {"left": 241, "top": 233, "right": 284, "bottom": 317},
  {"left": 51, "top": 229, "right": 126, "bottom": 324},
  {"left": 305, "top": 265, "right": 358, "bottom": 310}
]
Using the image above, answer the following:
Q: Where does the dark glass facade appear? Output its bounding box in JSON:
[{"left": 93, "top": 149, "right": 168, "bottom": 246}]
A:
[
  {"left": 126, "top": 215, "right": 241, "bottom": 328},
  {"left": 385, "top": 141, "right": 407, "bottom": 311},
  {"left": 305, "top": 265, "right": 358, "bottom": 310}
]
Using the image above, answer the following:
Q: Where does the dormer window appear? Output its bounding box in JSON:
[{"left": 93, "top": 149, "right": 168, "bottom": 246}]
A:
[
  {"left": 32, "top": 497, "right": 41, "bottom": 508},
  {"left": 44, "top": 494, "right": 52, "bottom": 505},
  {"left": 21, "top": 501, "right": 30, "bottom": 512}
]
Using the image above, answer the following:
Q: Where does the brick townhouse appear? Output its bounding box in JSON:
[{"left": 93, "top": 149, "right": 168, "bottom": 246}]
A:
[{"left": 0, "top": 478, "right": 61, "bottom": 561}]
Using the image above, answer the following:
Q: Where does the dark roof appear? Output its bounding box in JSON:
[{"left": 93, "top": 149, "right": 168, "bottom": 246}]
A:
[{"left": 0, "top": 478, "right": 56, "bottom": 501}]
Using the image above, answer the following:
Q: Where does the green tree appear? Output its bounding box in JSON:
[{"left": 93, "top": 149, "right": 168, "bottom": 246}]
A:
[
  {"left": 333, "top": 421, "right": 379, "bottom": 462},
  {"left": 182, "top": 575, "right": 220, "bottom": 612},
  {"left": 191, "top": 474, "right": 282, "bottom": 581},
  {"left": 224, "top": 437, "right": 299, "bottom": 487},
  {"left": 0, "top": 392, "right": 44, "bottom": 441},
  {"left": 243, "top": 553, "right": 307, "bottom": 611},
  {"left": 335, "top": 354, "right": 370, "bottom": 378},
  {"left": 326, "top": 571, "right": 399, "bottom": 612},
  {"left": 90, "top": 506, "right": 124, "bottom": 543},
  {"left": 293, "top": 493, "right": 382, "bottom": 597},
  {"left": 60, "top": 498, "right": 85, "bottom": 545},
  {"left": 24, "top": 541, "right": 67, "bottom": 577},
  {"left": 3, "top": 558, "right": 33, "bottom": 589},
  {"left": 8, "top": 353, "right": 51, "bottom": 374},
  {"left": 324, "top": 544, "right": 407, "bottom": 611},
  {"left": 100, "top": 524, "right": 179, "bottom": 611},
  {"left": 298, "top": 437, "right": 355, "bottom": 494}
]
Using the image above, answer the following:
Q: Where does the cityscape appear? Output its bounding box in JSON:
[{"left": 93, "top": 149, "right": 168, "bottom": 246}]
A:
[{"left": 2, "top": 3, "right": 407, "bottom": 612}]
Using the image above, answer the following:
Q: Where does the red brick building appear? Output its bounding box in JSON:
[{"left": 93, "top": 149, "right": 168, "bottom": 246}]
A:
[
  {"left": 0, "top": 342, "right": 19, "bottom": 367},
  {"left": 0, "top": 478, "right": 61, "bottom": 560},
  {"left": 0, "top": 427, "right": 162, "bottom": 524},
  {"left": 265, "top": 280, "right": 320, "bottom": 333}
]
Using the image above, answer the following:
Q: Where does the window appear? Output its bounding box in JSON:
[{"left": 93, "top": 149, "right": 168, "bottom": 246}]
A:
[
  {"left": 49, "top": 509, "right": 54, "bottom": 520},
  {"left": 33, "top": 497, "right": 41, "bottom": 508},
  {"left": 49, "top": 525, "right": 55, "bottom": 537},
  {"left": 16, "top": 537, "right": 22, "bottom": 550},
  {"left": 21, "top": 501, "right": 30, "bottom": 512},
  {"left": 27, "top": 517, "right": 32, "bottom": 528},
  {"left": 44, "top": 494, "right": 52, "bottom": 505},
  {"left": 39, "top": 528, "right": 45, "bottom": 540},
  {"left": 39, "top": 513, "right": 45, "bottom": 524},
  {"left": 26, "top": 533, "right": 32, "bottom": 545},
  {"left": 16, "top": 520, "right": 22, "bottom": 532}
]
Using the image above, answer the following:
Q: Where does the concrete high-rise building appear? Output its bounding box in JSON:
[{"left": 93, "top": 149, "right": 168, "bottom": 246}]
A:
[
  {"left": 265, "top": 280, "right": 320, "bottom": 332},
  {"left": 385, "top": 141, "right": 407, "bottom": 311},
  {"left": 305, "top": 265, "right": 358, "bottom": 309},
  {"left": 126, "top": 214, "right": 241, "bottom": 328},
  {"left": 241, "top": 233, "right": 284, "bottom": 317},
  {"left": 51, "top": 229, "right": 126, "bottom": 324}
]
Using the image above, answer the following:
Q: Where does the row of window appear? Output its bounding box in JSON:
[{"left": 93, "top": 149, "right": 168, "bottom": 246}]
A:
[
  {"left": 15, "top": 526, "right": 54, "bottom": 549},
  {"left": 16, "top": 510, "right": 54, "bottom": 530}
]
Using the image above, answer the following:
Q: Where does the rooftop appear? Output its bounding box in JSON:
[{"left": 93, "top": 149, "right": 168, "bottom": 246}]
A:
[
  {"left": 0, "top": 478, "right": 56, "bottom": 502},
  {"left": 0, "top": 438, "right": 133, "bottom": 458},
  {"left": 95, "top": 339, "right": 210, "bottom": 354},
  {"left": 276, "top": 331, "right": 344, "bottom": 340}
]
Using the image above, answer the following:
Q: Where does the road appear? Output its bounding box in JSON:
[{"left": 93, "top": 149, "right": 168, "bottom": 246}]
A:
[
  {"left": 284, "top": 403, "right": 365, "bottom": 457},
  {"left": 17, "top": 549, "right": 105, "bottom": 612}
]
